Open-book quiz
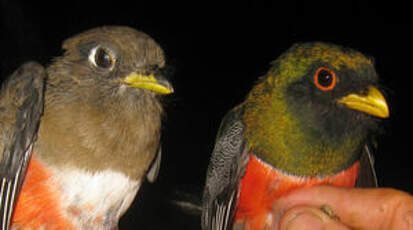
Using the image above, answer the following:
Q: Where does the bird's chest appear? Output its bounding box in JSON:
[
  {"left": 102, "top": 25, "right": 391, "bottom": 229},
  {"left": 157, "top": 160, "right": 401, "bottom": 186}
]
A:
[
  {"left": 234, "top": 154, "right": 359, "bottom": 230},
  {"left": 35, "top": 100, "right": 161, "bottom": 179},
  {"left": 12, "top": 156, "right": 140, "bottom": 230}
]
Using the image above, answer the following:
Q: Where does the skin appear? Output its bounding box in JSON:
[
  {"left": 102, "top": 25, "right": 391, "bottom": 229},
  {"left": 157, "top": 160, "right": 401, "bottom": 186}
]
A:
[{"left": 275, "top": 186, "right": 413, "bottom": 230}]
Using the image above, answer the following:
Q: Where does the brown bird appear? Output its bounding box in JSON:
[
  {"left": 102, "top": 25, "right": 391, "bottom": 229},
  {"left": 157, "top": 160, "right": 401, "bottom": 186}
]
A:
[{"left": 0, "top": 26, "right": 173, "bottom": 230}]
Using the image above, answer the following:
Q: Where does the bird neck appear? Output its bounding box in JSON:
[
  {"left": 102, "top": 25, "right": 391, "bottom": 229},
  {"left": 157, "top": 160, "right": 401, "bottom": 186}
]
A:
[{"left": 243, "top": 80, "right": 363, "bottom": 177}]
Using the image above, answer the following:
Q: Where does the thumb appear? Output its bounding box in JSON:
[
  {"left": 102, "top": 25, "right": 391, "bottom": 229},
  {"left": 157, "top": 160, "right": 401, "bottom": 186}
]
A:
[
  {"left": 274, "top": 186, "right": 413, "bottom": 230},
  {"left": 279, "top": 205, "right": 350, "bottom": 230}
]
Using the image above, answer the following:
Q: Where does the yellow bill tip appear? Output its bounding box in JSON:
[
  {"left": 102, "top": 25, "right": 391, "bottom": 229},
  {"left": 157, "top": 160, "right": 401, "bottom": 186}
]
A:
[
  {"left": 124, "top": 73, "right": 173, "bottom": 95},
  {"left": 338, "top": 86, "right": 389, "bottom": 118}
]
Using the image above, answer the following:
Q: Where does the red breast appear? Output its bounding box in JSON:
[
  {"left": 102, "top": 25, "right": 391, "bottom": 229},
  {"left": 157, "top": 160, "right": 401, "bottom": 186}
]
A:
[
  {"left": 11, "top": 154, "right": 140, "bottom": 230},
  {"left": 234, "top": 154, "right": 360, "bottom": 229},
  {"left": 12, "top": 156, "right": 75, "bottom": 230}
]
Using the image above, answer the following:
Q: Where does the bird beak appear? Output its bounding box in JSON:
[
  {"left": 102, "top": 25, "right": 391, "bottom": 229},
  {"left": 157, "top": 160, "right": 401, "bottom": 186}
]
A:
[
  {"left": 337, "top": 86, "right": 389, "bottom": 118},
  {"left": 123, "top": 73, "right": 174, "bottom": 95}
]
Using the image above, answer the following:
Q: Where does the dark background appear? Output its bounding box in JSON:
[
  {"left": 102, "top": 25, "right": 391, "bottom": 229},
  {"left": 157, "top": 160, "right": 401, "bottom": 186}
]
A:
[{"left": 1, "top": 1, "right": 412, "bottom": 229}]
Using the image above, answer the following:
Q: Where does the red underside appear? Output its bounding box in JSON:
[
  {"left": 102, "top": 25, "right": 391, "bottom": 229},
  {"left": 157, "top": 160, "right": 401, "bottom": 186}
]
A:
[
  {"left": 12, "top": 156, "right": 75, "bottom": 230},
  {"left": 234, "top": 154, "right": 360, "bottom": 229}
]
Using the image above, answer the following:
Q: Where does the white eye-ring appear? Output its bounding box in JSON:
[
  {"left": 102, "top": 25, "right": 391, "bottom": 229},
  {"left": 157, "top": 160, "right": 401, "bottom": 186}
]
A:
[{"left": 88, "top": 46, "right": 116, "bottom": 70}]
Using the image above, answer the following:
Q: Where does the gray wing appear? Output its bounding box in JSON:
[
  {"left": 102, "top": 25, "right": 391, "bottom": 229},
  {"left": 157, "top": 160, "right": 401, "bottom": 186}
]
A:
[
  {"left": 201, "top": 108, "right": 249, "bottom": 230},
  {"left": 355, "top": 144, "right": 378, "bottom": 187},
  {"left": 0, "top": 62, "right": 45, "bottom": 230}
]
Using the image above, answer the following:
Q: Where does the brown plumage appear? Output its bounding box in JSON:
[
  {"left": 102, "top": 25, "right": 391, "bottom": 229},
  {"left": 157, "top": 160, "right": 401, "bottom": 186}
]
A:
[
  {"left": 0, "top": 26, "right": 173, "bottom": 229},
  {"left": 37, "top": 26, "right": 168, "bottom": 178}
]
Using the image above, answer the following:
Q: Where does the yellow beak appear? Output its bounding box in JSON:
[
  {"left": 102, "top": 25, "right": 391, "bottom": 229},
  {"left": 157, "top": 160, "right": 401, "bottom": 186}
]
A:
[
  {"left": 337, "top": 86, "right": 389, "bottom": 118},
  {"left": 123, "top": 73, "right": 174, "bottom": 95}
]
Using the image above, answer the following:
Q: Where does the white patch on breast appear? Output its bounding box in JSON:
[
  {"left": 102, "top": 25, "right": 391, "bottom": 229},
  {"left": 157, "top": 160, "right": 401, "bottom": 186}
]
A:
[{"left": 52, "top": 168, "right": 141, "bottom": 230}]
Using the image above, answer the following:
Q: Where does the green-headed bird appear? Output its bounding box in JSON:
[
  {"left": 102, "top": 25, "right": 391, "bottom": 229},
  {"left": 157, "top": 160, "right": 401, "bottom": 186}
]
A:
[{"left": 202, "top": 42, "right": 389, "bottom": 230}]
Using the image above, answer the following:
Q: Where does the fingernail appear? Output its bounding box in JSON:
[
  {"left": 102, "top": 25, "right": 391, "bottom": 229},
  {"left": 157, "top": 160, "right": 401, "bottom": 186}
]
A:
[{"left": 285, "top": 212, "right": 324, "bottom": 230}]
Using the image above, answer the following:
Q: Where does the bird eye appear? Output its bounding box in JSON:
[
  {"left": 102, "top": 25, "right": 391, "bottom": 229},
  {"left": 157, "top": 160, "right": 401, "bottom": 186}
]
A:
[
  {"left": 89, "top": 46, "right": 115, "bottom": 70},
  {"left": 314, "top": 67, "right": 337, "bottom": 91}
]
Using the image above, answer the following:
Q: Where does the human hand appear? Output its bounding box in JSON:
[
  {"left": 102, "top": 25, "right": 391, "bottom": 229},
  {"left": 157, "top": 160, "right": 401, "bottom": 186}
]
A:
[{"left": 273, "top": 185, "right": 413, "bottom": 230}]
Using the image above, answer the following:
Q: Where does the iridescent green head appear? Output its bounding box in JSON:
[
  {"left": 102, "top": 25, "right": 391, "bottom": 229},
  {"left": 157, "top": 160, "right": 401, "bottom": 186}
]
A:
[{"left": 243, "top": 42, "right": 388, "bottom": 176}]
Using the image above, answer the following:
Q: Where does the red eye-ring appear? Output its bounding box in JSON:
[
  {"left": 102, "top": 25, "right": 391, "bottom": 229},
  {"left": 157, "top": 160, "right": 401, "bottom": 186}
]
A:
[{"left": 314, "top": 67, "right": 337, "bottom": 91}]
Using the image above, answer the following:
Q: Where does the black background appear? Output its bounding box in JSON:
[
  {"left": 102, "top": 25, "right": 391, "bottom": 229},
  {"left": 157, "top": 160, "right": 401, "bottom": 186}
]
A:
[{"left": 1, "top": 1, "right": 412, "bottom": 229}]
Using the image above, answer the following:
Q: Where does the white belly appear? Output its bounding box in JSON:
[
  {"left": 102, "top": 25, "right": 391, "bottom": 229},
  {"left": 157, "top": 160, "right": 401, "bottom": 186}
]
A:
[{"left": 53, "top": 168, "right": 141, "bottom": 230}]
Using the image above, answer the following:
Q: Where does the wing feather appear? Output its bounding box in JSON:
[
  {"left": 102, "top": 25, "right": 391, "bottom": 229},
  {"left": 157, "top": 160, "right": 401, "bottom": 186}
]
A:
[
  {"left": 202, "top": 108, "right": 249, "bottom": 230},
  {"left": 0, "top": 62, "right": 45, "bottom": 230},
  {"left": 355, "top": 144, "right": 378, "bottom": 187}
]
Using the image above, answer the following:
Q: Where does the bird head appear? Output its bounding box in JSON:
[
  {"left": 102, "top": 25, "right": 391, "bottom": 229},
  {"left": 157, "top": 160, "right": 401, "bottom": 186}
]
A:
[
  {"left": 244, "top": 42, "right": 389, "bottom": 176},
  {"left": 47, "top": 26, "right": 173, "bottom": 107},
  {"left": 36, "top": 26, "right": 173, "bottom": 178}
]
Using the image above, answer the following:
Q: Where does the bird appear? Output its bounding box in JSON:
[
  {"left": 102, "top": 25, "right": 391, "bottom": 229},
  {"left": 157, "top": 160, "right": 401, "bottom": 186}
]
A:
[
  {"left": 0, "top": 26, "right": 173, "bottom": 230},
  {"left": 201, "top": 42, "right": 389, "bottom": 230}
]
